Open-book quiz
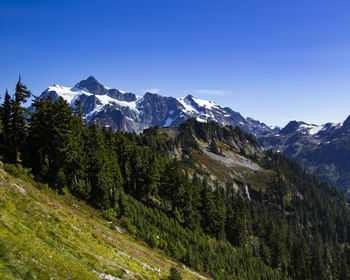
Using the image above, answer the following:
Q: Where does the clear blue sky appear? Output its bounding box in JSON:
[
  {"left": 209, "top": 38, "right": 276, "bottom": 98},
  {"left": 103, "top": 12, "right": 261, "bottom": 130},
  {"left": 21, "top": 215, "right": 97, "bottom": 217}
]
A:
[{"left": 1, "top": 0, "right": 350, "bottom": 127}]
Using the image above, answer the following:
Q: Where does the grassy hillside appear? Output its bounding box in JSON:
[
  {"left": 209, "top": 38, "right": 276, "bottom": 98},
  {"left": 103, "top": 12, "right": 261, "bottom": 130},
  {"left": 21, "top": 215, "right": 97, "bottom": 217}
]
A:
[{"left": 0, "top": 165, "right": 208, "bottom": 280}]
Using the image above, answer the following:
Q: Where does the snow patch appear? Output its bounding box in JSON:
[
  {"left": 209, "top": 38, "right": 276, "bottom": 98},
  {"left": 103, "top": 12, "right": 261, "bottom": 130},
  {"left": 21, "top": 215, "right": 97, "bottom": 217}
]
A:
[
  {"left": 97, "top": 94, "right": 138, "bottom": 111},
  {"left": 164, "top": 117, "right": 173, "bottom": 127},
  {"left": 196, "top": 117, "right": 207, "bottom": 123},
  {"left": 309, "top": 125, "right": 323, "bottom": 135},
  {"left": 298, "top": 124, "right": 315, "bottom": 130},
  {"left": 191, "top": 97, "right": 218, "bottom": 109},
  {"left": 177, "top": 97, "right": 198, "bottom": 115},
  {"left": 48, "top": 85, "right": 93, "bottom": 105},
  {"left": 85, "top": 94, "right": 140, "bottom": 118},
  {"left": 297, "top": 123, "right": 329, "bottom": 135}
]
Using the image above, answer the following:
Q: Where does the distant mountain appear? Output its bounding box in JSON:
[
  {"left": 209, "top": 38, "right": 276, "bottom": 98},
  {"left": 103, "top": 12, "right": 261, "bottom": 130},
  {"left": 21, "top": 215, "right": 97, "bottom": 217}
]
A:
[
  {"left": 259, "top": 117, "right": 350, "bottom": 194},
  {"left": 38, "top": 76, "right": 272, "bottom": 135}
]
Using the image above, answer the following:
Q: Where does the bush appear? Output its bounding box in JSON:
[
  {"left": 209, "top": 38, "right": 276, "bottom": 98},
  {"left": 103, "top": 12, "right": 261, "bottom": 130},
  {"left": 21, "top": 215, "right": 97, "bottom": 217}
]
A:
[
  {"left": 3, "top": 163, "right": 34, "bottom": 181},
  {"left": 36, "top": 182, "right": 49, "bottom": 190},
  {"left": 102, "top": 208, "right": 117, "bottom": 222},
  {"left": 4, "top": 163, "right": 22, "bottom": 178},
  {"left": 167, "top": 267, "right": 182, "bottom": 280},
  {"left": 120, "top": 216, "right": 137, "bottom": 235}
]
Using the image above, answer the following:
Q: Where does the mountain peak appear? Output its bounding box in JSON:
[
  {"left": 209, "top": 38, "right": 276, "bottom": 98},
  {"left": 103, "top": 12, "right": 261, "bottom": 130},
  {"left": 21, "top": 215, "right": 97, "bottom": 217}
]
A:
[
  {"left": 341, "top": 115, "right": 350, "bottom": 131},
  {"left": 86, "top": 75, "right": 98, "bottom": 82},
  {"left": 280, "top": 120, "right": 304, "bottom": 135},
  {"left": 74, "top": 76, "right": 107, "bottom": 95}
]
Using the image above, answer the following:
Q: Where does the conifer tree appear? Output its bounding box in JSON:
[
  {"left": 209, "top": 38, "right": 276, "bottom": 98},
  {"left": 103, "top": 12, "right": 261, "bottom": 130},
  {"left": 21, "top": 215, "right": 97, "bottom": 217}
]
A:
[
  {"left": 85, "top": 123, "right": 120, "bottom": 209},
  {"left": 24, "top": 96, "right": 52, "bottom": 176},
  {"left": 310, "top": 235, "right": 325, "bottom": 280},
  {"left": 214, "top": 186, "right": 227, "bottom": 240},
  {"left": 200, "top": 180, "right": 217, "bottom": 235},
  {"left": 1, "top": 90, "right": 12, "bottom": 149},
  {"left": 63, "top": 99, "right": 87, "bottom": 194},
  {"left": 209, "top": 140, "right": 219, "bottom": 154},
  {"left": 160, "top": 160, "right": 187, "bottom": 215},
  {"left": 10, "top": 76, "right": 32, "bottom": 161}
]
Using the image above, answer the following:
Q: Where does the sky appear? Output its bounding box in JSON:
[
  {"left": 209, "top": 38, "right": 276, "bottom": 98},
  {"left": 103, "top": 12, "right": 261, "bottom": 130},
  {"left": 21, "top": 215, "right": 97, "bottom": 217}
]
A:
[{"left": 1, "top": 0, "right": 350, "bottom": 127}]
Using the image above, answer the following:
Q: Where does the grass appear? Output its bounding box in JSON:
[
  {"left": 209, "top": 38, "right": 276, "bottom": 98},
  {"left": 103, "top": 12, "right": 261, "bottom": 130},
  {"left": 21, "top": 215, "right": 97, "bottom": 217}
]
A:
[
  {"left": 0, "top": 167, "right": 208, "bottom": 280},
  {"left": 234, "top": 167, "right": 276, "bottom": 191}
]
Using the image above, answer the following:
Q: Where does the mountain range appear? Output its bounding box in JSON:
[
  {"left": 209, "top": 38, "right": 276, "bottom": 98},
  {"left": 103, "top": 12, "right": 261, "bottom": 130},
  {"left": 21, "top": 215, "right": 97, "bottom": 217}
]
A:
[
  {"left": 38, "top": 76, "right": 272, "bottom": 136},
  {"left": 259, "top": 117, "right": 350, "bottom": 194},
  {"left": 38, "top": 76, "right": 350, "bottom": 194}
]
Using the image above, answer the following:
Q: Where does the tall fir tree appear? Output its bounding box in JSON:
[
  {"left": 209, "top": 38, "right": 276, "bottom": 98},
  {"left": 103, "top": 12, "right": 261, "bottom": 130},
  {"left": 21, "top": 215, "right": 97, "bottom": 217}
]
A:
[
  {"left": 10, "top": 76, "right": 32, "bottom": 161},
  {"left": 1, "top": 90, "right": 12, "bottom": 153},
  {"left": 160, "top": 159, "right": 187, "bottom": 216},
  {"left": 200, "top": 180, "right": 217, "bottom": 235}
]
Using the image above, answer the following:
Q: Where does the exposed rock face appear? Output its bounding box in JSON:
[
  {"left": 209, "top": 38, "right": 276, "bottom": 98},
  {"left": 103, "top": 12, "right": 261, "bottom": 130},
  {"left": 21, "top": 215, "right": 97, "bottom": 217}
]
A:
[{"left": 75, "top": 76, "right": 108, "bottom": 95}]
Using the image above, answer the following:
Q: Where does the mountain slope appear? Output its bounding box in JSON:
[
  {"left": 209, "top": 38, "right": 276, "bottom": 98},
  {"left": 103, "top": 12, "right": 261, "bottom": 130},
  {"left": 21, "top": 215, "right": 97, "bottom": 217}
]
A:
[
  {"left": 259, "top": 116, "right": 350, "bottom": 194},
  {"left": 37, "top": 76, "right": 271, "bottom": 135},
  {"left": 0, "top": 165, "right": 208, "bottom": 280}
]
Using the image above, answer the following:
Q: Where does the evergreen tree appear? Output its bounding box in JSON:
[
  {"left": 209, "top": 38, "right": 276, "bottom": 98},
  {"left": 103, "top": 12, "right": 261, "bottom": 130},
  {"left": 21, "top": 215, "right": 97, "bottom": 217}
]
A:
[
  {"left": 1, "top": 90, "right": 12, "bottom": 151},
  {"left": 160, "top": 160, "right": 187, "bottom": 216},
  {"left": 310, "top": 235, "right": 325, "bottom": 280},
  {"left": 209, "top": 140, "right": 219, "bottom": 154},
  {"left": 182, "top": 174, "right": 202, "bottom": 230},
  {"left": 200, "top": 180, "right": 217, "bottom": 235},
  {"left": 214, "top": 187, "right": 227, "bottom": 240},
  {"left": 10, "top": 76, "right": 32, "bottom": 161},
  {"left": 24, "top": 96, "right": 53, "bottom": 176},
  {"left": 85, "top": 123, "right": 112, "bottom": 208},
  {"left": 226, "top": 195, "right": 249, "bottom": 248}
]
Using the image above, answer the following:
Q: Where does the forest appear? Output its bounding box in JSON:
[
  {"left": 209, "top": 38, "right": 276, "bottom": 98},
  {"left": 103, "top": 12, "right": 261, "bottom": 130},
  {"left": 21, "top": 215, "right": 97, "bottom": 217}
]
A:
[{"left": 1, "top": 78, "right": 350, "bottom": 280}]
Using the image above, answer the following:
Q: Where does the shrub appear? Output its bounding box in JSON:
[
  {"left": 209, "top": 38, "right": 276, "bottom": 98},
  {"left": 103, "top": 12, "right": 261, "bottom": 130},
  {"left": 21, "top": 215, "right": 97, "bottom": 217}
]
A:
[
  {"left": 167, "top": 267, "right": 182, "bottom": 280},
  {"left": 102, "top": 208, "right": 117, "bottom": 222},
  {"left": 120, "top": 216, "right": 137, "bottom": 235}
]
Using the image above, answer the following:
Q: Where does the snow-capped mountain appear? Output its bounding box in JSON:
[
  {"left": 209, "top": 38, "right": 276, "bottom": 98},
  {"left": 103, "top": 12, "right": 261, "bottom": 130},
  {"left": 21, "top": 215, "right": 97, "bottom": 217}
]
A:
[
  {"left": 258, "top": 120, "right": 344, "bottom": 152},
  {"left": 38, "top": 76, "right": 272, "bottom": 135},
  {"left": 259, "top": 117, "right": 350, "bottom": 193}
]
